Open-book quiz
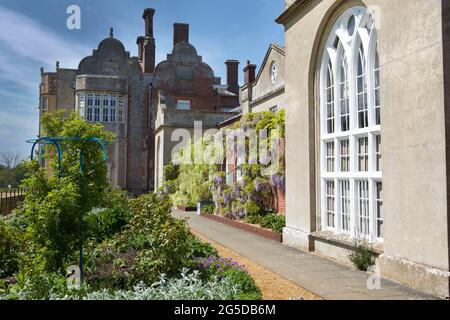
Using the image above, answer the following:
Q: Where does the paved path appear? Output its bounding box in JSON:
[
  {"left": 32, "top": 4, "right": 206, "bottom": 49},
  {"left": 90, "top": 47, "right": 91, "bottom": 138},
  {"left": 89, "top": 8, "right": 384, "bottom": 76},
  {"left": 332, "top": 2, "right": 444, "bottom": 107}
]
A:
[{"left": 173, "top": 210, "right": 436, "bottom": 300}]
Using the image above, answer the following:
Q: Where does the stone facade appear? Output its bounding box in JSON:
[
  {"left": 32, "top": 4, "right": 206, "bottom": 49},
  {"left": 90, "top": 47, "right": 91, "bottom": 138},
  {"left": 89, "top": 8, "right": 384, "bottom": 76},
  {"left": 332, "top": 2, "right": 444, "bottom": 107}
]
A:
[
  {"left": 241, "top": 44, "right": 286, "bottom": 114},
  {"left": 277, "top": 0, "right": 450, "bottom": 298}
]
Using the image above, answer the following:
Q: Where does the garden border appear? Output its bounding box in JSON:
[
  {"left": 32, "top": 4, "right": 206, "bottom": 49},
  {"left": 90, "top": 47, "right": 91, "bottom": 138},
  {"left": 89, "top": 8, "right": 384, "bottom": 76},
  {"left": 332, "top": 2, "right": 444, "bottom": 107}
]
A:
[{"left": 200, "top": 213, "right": 282, "bottom": 243}]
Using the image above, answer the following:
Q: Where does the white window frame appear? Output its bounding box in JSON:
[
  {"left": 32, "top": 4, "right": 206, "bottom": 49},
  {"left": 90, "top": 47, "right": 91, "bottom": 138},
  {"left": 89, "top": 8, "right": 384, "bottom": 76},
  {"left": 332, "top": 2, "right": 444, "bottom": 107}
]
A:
[
  {"left": 78, "top": 92, "right": 124, "bottom": 124},
  {"left": 320, "top": 7, "right": 382, "bottom": 242}
]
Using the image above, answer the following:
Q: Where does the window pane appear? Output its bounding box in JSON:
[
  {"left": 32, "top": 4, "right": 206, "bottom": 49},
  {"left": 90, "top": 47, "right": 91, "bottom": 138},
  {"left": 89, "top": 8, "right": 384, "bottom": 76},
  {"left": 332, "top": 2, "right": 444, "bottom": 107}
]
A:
[
  {"left": 376, "top": 182, "right": 383, "bottom": 238},
  {"left": 340, "top": 180, "right": 350, "bottom": 232},
  {"left": 87, "top": 94, "right": 93, "bottom": 106},
  {"left": 357, "top": 180, "right": 370, "bottom": 236},
  {"left": 95, "top": 94, "right": 101, "bottom": 106},
  {"left": 358, "top": 137, "right": 369, "bottom": 172},
  {"left": 110, "top": 109, "right": 116, "bottom": 123},
  {"left": 94, "top": 108, "right": 100, "bottom": 122},
  {"left": 326, "top": 142, "right": 335, "bottom": 172},
  {"left": 340, "top": 140, "right": 350, "bottom": 172},
  {"left": 326, "top": 181, "right": 335, "bottom": 228},
  {"left": 176, "top": 100, "right": 191, "bottom": 110},
  {"left": 103, "top": 95, "right": 109, "bottom": 107},
  {"left": 87, "top": 108, "right": 93, "bottom": 122},
  {"left": 376, "top": 135, "right": 382, "bottom": 171},
  {"left": 103, "top": 108, "right": 108, "bottom": 122}
]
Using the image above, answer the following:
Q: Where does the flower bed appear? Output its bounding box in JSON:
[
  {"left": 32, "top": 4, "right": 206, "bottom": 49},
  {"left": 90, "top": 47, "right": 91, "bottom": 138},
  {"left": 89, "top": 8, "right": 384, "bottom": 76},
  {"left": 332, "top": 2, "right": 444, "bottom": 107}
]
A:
[{"left": 201, "top": 213, "right": 282, "bottom": 243}]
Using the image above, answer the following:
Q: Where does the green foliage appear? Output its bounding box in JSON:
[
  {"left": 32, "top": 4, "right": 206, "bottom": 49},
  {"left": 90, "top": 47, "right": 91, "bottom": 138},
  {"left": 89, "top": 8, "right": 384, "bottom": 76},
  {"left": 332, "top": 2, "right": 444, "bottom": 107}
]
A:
[
  {"left": 14, "top": 112, "right": 115, "bottom": 273},
  {"left": 196, "top": 256, "right": 261, "bottom": 300},
  {"left": 53, "top": 270, "right": 240, "bottom": 300},
  {"left": 40, "top": 111, "right": 115, "bottom": 210},
  {"left": 348, "top": 241, "right": 376, "bottom": 271},
  {"left": 245, "top": 214, "right": 286, "bottom": 233},
  {"left": 172, "top": 163, "right": 214, "bottom": 206},
  {"left": 85, "top": 189, "right": 131, "bottom": 241},
  {"left": 0, "top": 161, "right": 29, "bottom": 188},
  {"left": 202, "top": 204, "right": 215, "bottom": 214},
  {"left": 259, "top": 214, "right": 286, "bottom": 233},
  {"left": 223, "top": 268, "right": 261, "bottom": 300},
  {"left": 185, "top": 235, "right": 218, "bottom": 264},
  {"left": 244, "top": 200, "right": 263, "bottom": 217},
  {"left": 85, "top": 193, "right": 192, "bottom": 289},
  {"left": 20, "top": 170, "right": 82, "bottom": 273},
  {"left": 163, "top": 163, "right": 179, "bottom": 182},
  {"left": 0, "top": 219, "right": 22, "bottom": 278},
  {"left": 3, "top": 271, "right": 88, "bottom": 300}
]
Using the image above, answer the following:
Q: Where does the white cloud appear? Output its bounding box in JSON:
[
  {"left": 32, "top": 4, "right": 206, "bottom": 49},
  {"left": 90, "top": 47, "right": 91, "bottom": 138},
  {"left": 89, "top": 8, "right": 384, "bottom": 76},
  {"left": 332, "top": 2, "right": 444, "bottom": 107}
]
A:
[
  {"left": 0, "top": 5, "right": 89, "bottom": 68},
  {"left": 0, "top": 5, "right": 90, "bottom": 156}
]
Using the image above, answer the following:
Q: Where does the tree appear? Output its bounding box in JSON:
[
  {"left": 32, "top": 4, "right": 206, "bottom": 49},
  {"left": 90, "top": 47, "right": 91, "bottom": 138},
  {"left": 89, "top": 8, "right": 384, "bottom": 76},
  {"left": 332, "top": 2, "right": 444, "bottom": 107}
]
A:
[
  {"left": 0, "top": 152, "right": 21, "bottom": 170},
  {"left": 18, "top": 111, "right": 115, "bottom": 272}
]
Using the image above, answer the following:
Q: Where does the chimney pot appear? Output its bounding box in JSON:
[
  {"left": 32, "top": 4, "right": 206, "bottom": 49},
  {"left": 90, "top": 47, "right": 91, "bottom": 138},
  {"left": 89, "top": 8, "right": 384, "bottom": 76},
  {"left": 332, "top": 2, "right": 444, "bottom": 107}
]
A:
[
  {"left": 243, "top": 60, "right": 257, "bottom": 85},
  {"left": 173, "top": 23, "right": 189, "bottom": 47},
  {"left": 225, "top": 60, "right": 240, "bottom": 95},
  {"left": 137, "top": 36, "right": 145, "bottom": 62},
  {"left": 143, "top": 8, "right": 155, "bottom": 37}
]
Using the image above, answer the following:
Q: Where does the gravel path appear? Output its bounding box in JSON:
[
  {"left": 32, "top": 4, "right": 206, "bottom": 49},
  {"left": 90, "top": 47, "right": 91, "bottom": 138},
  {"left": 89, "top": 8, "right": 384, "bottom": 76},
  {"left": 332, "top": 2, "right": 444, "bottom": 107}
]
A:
[{"left": 193, "top": 232, "right": 322, "bottom": 300}]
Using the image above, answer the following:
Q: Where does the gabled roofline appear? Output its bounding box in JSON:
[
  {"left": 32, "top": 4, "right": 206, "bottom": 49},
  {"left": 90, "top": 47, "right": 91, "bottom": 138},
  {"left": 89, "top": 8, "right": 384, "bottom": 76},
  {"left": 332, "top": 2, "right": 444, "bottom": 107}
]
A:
[{"left": 251, "top": 43, "right": 285, "bottom": 87}]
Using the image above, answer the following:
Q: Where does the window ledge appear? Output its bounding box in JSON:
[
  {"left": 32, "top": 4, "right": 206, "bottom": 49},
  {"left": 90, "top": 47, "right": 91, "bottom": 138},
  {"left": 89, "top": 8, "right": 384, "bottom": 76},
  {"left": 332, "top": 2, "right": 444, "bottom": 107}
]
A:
[{"left": 310, "top": 230, "right": 384, "bottom": 254}]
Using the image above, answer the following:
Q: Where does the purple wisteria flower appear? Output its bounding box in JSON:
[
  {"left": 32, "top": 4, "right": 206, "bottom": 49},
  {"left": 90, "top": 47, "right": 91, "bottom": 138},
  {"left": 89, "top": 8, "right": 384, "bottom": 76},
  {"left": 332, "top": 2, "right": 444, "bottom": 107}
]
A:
[{"left": 195, "top": 256, "right": 246, "bottom": 273}]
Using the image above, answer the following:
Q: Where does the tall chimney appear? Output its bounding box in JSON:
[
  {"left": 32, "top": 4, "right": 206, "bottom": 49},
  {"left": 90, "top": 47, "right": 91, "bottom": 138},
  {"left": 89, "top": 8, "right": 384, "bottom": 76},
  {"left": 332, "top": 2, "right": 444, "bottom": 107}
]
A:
[
  {"left": 136, "top": 36, "right": 145, "bottom": 62},
  {"left": 143, "top": 8, "right": 155, "bottom": 37},
  {"left": 225, "top": 60, "right": 240, "bottom": 95},
  {"left": 142, "top": 8, "right": 156, "bottom": 73},
  {"left": 173, "top": 23, "right": 189, "bottom": 46},
  {"left": 244, "top": 60, "right": 257, "bottom": 85}
]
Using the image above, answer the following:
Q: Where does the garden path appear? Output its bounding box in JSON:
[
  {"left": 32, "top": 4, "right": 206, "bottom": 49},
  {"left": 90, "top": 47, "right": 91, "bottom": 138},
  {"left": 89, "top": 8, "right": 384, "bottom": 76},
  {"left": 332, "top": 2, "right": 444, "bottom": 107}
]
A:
[{"left": 173, "top": 210, "right": 436, "bottom": 300}]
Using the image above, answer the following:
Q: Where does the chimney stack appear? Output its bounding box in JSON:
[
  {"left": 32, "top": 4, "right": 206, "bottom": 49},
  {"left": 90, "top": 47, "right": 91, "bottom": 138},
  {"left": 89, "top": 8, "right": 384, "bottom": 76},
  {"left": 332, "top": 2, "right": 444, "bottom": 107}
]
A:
[
  {"left": 225, "top": 60, "right": 240, "bottom": 95},
  {"left": 173, "top": 23, "right": 189, "bottom": 46},
  {"left": 136, "top": 36, "right": 145, "bottom": 62},
  {"left": 143, "top": 8, "right": 155, "bottom": 37},
  {"left": 141, "top": 8, "right": 156, "bottom": 73},
  {"left": 244, "top": 60, "right": 256, "bottom": 85}
]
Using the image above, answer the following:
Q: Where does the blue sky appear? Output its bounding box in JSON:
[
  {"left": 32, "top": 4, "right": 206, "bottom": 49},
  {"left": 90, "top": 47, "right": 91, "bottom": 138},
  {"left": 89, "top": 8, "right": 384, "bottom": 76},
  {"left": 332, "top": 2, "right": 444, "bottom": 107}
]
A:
[{"left": 0, "top": 0, "right": 284, "bottom": 158}]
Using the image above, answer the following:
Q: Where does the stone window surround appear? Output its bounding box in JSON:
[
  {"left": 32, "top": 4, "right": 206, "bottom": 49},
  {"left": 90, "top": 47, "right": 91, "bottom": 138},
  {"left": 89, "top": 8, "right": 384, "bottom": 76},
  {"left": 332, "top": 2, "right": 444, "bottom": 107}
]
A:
[{"left": 77, "top": 91, "right": 126, "bottom": 124}]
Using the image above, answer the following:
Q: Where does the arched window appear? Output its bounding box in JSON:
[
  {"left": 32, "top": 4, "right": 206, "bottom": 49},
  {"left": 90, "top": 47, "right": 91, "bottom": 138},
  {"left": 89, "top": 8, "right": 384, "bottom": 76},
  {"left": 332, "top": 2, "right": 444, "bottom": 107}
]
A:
[{"left": 320, "top": 7, "right": 382, "bottom": 241}]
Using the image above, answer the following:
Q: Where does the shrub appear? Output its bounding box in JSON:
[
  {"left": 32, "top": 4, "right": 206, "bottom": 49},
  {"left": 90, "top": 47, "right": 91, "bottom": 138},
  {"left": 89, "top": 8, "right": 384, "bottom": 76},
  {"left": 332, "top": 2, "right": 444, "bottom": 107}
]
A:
[
  {"left": 51, "top": 269, "right": 239, "bottom": 300},
  {"left": 245, "top": 214, "right": 285, "bottom": 233},
  {"left": 185, "top": 235, "right": 218, "bottom": 264},
  {"left": 85, "top": 193, "right": 192, "bottom": 289},
  {"left": 202, "top": 204, "right": 215, "bottom": 214},
  {"left": 244, "top": 200, "right": 263, "bottom": 217},
  {"left": 85, "top": 189, "right": 131, "bottom": 241},
  {"left": 348, "top": 241, "right": 376, "bottom": 271},
  {"left": 3, "top": 270, "right": 87, "bottom": 300},
  {"left": 259, "top": 214, "right": 286, "bottom": 233},
  {"left": 0, "top": 219, "right": 21, "bottom": 278},
  {"left": 196, "top": 256, "right": 261, "bottom": 300}
]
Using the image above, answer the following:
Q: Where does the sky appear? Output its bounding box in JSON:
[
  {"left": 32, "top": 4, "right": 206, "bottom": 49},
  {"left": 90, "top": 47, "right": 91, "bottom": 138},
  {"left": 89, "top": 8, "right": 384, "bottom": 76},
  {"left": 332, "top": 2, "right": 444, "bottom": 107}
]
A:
[{"left": 0, "top": 0, "right": 285, "bottom": 159}]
